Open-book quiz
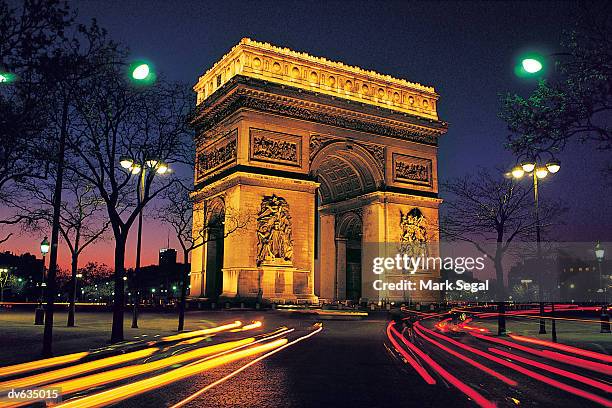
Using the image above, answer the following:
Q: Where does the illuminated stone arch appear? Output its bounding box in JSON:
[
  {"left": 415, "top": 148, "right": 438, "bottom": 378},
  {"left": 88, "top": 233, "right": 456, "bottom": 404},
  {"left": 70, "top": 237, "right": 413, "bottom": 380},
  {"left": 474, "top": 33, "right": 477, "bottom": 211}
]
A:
[{"left": 310, "top": 141, "right": 384, "bottom": 204}]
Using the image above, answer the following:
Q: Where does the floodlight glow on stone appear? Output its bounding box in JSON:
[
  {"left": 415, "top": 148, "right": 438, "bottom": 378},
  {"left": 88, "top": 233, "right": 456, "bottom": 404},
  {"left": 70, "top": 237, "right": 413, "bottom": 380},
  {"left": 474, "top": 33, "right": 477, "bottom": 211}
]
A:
[
  {"left": 521, "top": 58, "right": 543, "bottom": 74},
  {"left": 132, "top": 64, "right": 150, "bottom": 80}
]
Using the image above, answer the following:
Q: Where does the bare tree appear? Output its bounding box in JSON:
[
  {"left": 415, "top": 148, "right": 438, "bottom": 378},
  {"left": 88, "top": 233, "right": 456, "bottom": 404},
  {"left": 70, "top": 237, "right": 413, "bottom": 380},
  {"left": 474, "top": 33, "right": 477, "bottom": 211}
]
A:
[
  {"left": 16, "top": 171, "right": 110, "bottom": 326},
  {"left": 65, "top": 63, "right": 194, "bottom": 342},
  {"left": 500, "top": 6, "right": 612, "bottom": 178},
  {"left": 156, "top": 183, "right": 250, "bottom": 331},
  {"left": 0, "top": 0, "right": 74, "bottom": 243},
  {"left": 441, "top": 168, "right": 564, "bottom": 298}
]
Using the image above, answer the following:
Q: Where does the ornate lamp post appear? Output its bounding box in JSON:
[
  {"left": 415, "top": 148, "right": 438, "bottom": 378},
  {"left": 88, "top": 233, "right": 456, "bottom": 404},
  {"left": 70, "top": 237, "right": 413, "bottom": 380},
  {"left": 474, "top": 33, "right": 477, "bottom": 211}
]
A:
[
  {"left": 119, "top": 157, "right": 169, "bottom": 328},
  {"left": 508, "top": 156, "right": 560, "bottom": 334},
  {"left": 595, "top": 242, "right": 607, "bottom": 302},
  {"left": 595, "top": 242, "right": 610, "bottom": 333},
  {"left": 35, "top": 237, "right": 50, "bottom": 325}
]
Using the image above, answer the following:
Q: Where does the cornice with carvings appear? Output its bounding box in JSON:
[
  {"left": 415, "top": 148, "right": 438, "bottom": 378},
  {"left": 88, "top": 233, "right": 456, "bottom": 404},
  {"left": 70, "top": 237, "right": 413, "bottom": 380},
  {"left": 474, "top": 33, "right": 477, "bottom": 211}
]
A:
[{"left": 192, "top": 77, "right": 446, "bottom": 146}]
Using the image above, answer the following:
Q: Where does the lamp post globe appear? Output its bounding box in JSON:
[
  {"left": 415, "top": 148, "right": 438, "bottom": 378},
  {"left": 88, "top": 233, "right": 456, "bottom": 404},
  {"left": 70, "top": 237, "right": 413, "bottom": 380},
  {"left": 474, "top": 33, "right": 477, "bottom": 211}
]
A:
[
  {"left": 40, "top": 237, "right": 50, "bottom": 256},
  {"left": 521, "top": 58, "right": 543, "bottom": 74},
  {"left": 35, "top": 237, "right": 50, "bottom": 325},
  {"left": 595, "top": 241, "right": 605, "bottom": 262},
  {"left": 132, "top": 63, "right": 150, "bottom": 80}
]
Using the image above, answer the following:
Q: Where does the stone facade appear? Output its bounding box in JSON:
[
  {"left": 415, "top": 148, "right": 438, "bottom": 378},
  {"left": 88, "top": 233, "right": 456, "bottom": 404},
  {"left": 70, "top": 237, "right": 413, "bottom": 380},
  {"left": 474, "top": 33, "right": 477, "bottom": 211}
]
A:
[{"left": 189, "top": 39, "right": 447, "bottom": 304}]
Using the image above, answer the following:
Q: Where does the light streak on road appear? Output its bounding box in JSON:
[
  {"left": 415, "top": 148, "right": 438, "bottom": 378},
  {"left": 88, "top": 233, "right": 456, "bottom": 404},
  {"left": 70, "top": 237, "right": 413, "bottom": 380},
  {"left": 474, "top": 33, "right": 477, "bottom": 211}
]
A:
[
  {"left": 180, "top": 327, "right": 295, "bottom": 370},
  {"left": 412, "top": 326, "right": 517, "bottom": 386},
  {"left": 470, "top": 333, "right": 612, "bottom": 376},
  {"left": 391, "top": 323, "right": 496, "bottom": 408},
  {"left": 488, "top": 348, "right": 612, "bottom": 392},
  {"left": 0, "top": 352, "right": 89, "bottom": 378},
  {"left": 161, "top": 321, "right": 243, "bottom": 342},
  {"left": 230, "top": 321, "right": 263, "bottom": 332},
  {"left": 55, "top": 339, "right": 288, "bottom": 408},
  {"left": 169, "top": 324, "right": 324, "bottom": 408},
  {"left": 174, "top": 336, "right": 210, "bottom": 346},
  {"left": 1, "top": 329, "right": 296, "bottom": 408},
  {"left": 385, "top": 322, "right": 436, "bottom": 385},
  {"left": 49, "top": 338, "right": 255, "bottom": 395},
  {"left": 417, "top": 323, "right": 612, "bottom": 407},
  {"left": 0, "top": 348, "right": 158, "bottom": 391},
  {"left": 540, "top": 350, "right": 612, "bottom": 376},
  {"left": 508, "top": 334, "right": 612, "bottom": 363}
]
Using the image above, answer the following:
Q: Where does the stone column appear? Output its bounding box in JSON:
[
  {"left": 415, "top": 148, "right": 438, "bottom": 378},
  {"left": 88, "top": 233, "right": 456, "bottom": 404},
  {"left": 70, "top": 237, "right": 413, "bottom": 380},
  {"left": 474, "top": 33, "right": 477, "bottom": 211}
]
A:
[
  {"left": 318, "top": 213, "right": 336, "bottom": 300},
  {"left": 335, "top": 237, "right": 347, "bottom": 300}
]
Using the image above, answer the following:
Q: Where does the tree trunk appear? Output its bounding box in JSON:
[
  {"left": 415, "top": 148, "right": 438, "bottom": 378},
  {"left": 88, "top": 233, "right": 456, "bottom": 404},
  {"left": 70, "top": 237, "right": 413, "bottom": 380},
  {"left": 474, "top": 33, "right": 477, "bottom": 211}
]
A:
[
  {"left": 177, "top": 249, "right": 189, "bottom": 332},
  {"left": 67, "top": 253, "right": 78, "bottom": 327},
  {"left": 42, "top": 98, "right": 69, "bottom": 357},
  {"left": 110, "top": 235, "right": 126, "bottom": 343},
  {"left": 494, "top": 245, "right": 505, "bottom": 300}
]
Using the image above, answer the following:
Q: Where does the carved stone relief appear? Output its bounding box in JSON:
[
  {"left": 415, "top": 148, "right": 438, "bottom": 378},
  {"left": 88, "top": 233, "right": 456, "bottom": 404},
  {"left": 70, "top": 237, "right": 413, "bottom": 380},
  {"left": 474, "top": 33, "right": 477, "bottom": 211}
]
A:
[
  {"left": 399, "top": 208, "right": 428, "bottom": 258},
  {"left": 256, "top": 194, "right": 294, "bottom": 265},
  {"left": 392, "top": 153, "right": 433, "bottom": 187},
  {"left": 250, "top": 128, "right": 301, "bottom": 166},
  {"left": 196, "top": 130, "right": 237, "bottom": 181}
]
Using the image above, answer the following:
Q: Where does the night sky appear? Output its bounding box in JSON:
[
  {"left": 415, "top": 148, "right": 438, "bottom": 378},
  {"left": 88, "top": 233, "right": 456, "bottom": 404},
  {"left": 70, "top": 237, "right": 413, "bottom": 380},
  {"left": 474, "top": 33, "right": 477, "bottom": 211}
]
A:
[{"left": 4, "top": 0, "right": 611, "bottom": 269}]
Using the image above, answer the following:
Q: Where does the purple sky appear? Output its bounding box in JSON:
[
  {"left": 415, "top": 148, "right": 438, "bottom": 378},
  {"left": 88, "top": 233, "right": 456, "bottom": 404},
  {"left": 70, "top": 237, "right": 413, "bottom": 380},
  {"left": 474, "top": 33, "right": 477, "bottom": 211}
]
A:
[{"left": 2, "top": 0, "right": 610, "bottom": 270}]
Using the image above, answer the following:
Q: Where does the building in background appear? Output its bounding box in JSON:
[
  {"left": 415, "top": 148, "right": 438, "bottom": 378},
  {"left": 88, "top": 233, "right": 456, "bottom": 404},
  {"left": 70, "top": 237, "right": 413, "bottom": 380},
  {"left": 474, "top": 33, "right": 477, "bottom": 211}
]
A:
[
  {"left": 558, "top": 256, "right": 611, "bottom": 302},
  {"left": 159, "top": 248, "right": 177, "bottom": 267}
]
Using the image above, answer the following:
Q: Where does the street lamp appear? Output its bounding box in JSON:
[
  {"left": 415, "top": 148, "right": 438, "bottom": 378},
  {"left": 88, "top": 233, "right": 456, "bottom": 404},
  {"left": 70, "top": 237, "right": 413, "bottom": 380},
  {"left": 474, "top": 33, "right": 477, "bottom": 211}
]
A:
[
  {"left": 521, "top": 58, "right": 543, "bottom": 74},
  {"left": 119, "top": 156, "right": 170, "bottom": 328},
  {"left": 35, "top": 237, "right": 50, "bottom": 325},
  {"left": 129, "top": 60, "right": 156, "bottom": 84},
  {"left": 0, "top": 71, "right": 16, "bottom": 84},
  {"left": 508, "top": 156, "right": 560, "bottom": 334},
  {"left": 595, "top": 242, "right": 606, "bottom": 302}
]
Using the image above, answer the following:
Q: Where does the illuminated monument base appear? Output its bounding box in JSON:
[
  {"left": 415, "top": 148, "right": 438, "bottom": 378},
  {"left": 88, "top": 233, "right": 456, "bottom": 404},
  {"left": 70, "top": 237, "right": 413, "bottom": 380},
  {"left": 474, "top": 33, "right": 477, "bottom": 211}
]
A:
[{"left": 188, "top": 39, "right": 447, "bottom": 304}]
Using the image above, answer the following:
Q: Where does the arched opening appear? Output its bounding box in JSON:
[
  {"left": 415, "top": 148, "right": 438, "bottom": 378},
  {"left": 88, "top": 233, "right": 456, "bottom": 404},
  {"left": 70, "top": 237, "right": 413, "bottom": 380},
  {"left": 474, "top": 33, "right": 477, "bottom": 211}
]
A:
[
  {"left": 204, "top": 198, "right": 225, "bottom": 299},
  {"left": 337, "top": 212, "right": 362, "bottom": 302},
  {"left": 311, "top": 141, "right": 382, "bottom": 301},
  {"left": 310, "top": 142, "right": 383, "bottom": 205}
]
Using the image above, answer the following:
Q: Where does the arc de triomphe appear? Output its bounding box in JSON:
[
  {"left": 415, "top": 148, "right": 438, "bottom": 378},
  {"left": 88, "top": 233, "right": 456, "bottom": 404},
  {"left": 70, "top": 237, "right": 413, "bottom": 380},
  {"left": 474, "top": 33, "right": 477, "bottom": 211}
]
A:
[{"left": 189, "top": 39, "right": 447, "bottom": 304}]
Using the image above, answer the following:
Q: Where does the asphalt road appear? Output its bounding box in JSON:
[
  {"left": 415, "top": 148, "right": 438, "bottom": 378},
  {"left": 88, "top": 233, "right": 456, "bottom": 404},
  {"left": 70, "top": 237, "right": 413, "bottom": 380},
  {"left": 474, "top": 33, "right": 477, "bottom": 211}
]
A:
[{"left": 0, "top": 308, "right": 609, "bottom": 408}]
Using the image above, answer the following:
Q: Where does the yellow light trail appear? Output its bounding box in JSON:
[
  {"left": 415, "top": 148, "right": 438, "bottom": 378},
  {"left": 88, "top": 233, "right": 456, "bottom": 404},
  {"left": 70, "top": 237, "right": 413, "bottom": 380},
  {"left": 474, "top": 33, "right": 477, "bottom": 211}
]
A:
[
  {"left": 169, "top": 324, "right": 324, "bottom": 408},
  {"left": 55, "top": 339, "right": 288, "bottom": 408},
  {"left": 49, "top": 338, "right": 255, "bottom": 395},
  {"left": 0, "top": 352, "right": 89, "bottom": 379},
  {"left": 0, "top": 348, "right": 158, "bottom": 391},
  {"left": 174, "top": 336, "right": 209, "bottom": 346},
  {"left": 229, "top": 321, "right": 263, "bottom": 332},
  {"left": 161, "top": 321, "right": 242, "bottom": 342},
  {"left": 3, "top": 328, "right": 291, "bottom": 408}
]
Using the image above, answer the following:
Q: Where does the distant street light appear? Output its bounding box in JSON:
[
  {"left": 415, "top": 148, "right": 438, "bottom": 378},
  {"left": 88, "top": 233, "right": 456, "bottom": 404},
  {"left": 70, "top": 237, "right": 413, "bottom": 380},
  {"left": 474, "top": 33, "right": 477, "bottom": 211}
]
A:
[
  {"left": 119, "top": 156, "right": 170, "bottom": 328},
  {"left": 595, "top": 242, "right": 606, "bottom": 303},
  {"left": 40, "top": 237, "right": 50, "bottom": 256},
  {"left": 507, "top": 156, "right": 560, "bottom": 335},
  {"left": 35, "top": 237, "right": 50, "bottom": 325}
]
